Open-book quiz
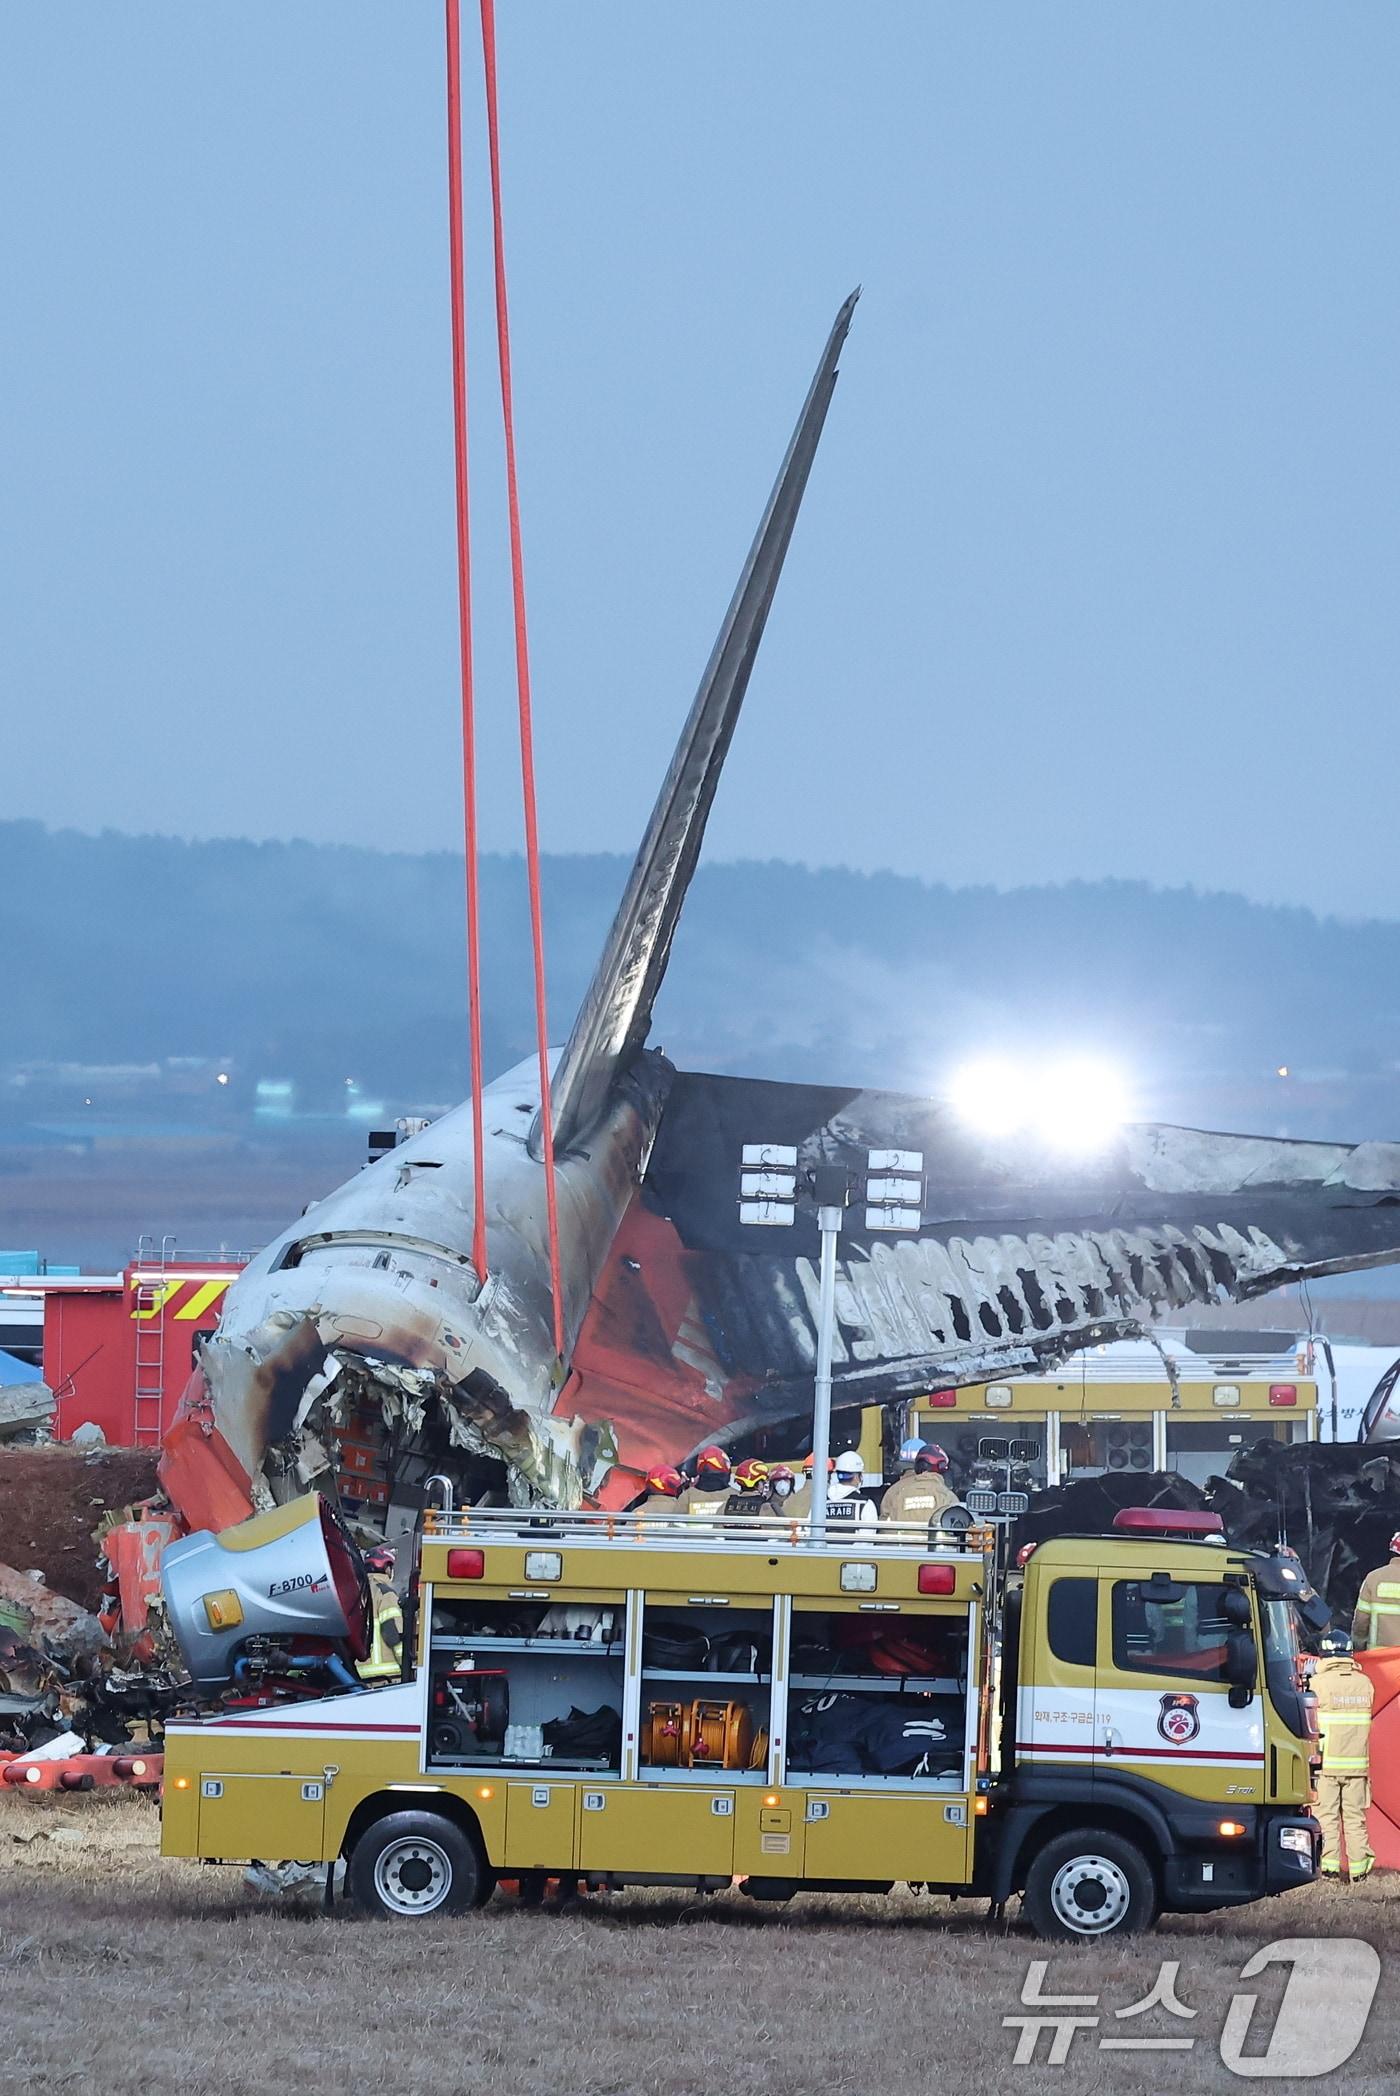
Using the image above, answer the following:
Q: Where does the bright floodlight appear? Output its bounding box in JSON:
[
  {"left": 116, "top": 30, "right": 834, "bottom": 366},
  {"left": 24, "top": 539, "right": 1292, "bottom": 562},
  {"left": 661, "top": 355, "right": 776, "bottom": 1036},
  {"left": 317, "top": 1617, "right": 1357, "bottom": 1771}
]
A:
[
  {"left": 1033, "top": 1059, "right": 1129, "bottom": 1152},
  {"left": 948, "top": 1055, "right": 1129, "bottom": 1151},
  {"left": 947, "top": 1058, "right": 1024, "bottom": 1138}
]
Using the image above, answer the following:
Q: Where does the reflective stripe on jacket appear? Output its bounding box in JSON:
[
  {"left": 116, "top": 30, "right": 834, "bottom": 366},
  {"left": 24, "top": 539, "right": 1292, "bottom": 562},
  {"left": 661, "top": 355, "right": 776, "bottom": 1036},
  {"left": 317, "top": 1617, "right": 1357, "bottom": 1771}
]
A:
[
  {"left": 1313, "top": 1657, "right": 1373, "bottom": 1775},
  {"left": 1351, "top": 1562, "right": 1400, "bottom": 1649}
]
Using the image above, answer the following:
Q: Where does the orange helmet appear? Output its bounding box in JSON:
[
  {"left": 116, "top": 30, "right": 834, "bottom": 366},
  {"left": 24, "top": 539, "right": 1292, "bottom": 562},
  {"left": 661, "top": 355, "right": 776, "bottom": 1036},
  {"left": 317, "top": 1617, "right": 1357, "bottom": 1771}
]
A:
[
  {"left": 644, "top": 1464, "right": 683, "bottom": 1497},
  {"left": 800, "top": 1452, "right": 836, "bottom": 1472},
  {"left": 732, "top": 1457, "right": 770, "bottom": 1491},
  {"left": 696, "top": 1445, "right": 731, "bottom": 1479}
]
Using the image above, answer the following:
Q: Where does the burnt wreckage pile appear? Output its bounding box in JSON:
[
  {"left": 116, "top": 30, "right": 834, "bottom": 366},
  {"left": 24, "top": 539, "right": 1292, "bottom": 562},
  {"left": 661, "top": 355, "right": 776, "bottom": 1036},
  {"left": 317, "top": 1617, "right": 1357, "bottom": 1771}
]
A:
[{"left": 1015, "top": 1442, "right": 1400, "bottom": 1624}]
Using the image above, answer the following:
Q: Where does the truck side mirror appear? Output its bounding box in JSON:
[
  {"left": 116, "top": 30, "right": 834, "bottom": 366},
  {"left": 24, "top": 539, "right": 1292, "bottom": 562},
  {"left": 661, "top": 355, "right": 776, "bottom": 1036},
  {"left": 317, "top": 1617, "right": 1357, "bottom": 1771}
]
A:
[
  {"left": 1225, "top": 1628, "right": 1258, "bottom": 1700},
  {"left": 1221, "top": 1588, "right": 1252, "bottom": 1629}
]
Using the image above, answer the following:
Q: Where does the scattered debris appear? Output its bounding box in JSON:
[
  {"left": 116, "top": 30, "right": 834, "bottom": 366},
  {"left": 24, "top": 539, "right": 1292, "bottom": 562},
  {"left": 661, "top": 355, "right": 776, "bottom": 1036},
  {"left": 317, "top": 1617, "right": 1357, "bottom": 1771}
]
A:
[
  {"left": 0, "top": 1378, "right": 54, "bottom": 1442},
  {"left": 0, "top": 1563, "right": 104, "bottom": 1658}
]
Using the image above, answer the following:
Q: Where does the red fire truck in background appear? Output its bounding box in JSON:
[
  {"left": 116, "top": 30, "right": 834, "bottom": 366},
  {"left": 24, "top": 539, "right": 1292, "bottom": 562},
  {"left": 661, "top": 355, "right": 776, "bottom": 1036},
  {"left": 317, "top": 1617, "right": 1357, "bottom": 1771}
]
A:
[{"left": 0, "top": 1245, "right": 245, "bottom": 1446}]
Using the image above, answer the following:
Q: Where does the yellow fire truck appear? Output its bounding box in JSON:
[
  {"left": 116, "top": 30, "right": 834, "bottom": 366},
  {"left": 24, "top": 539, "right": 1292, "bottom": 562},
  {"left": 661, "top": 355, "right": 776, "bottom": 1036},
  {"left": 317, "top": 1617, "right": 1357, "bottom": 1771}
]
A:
[
  {"left": 903, "top": 1330, "right": 1322, "bottom": 1494},
  {"left": 158, "top": 1492, "right": 1325, "bottom": 1939}
]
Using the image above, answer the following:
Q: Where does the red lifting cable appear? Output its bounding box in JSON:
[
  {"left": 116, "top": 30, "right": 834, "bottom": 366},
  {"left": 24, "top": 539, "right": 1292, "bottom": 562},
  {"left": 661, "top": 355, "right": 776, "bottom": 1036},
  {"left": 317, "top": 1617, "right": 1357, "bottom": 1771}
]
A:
[
  {"left": 478, "top": 0, "right": 565, "bottom": 1358},
  {"left": 444, "top": 0, "right": 489, "bottom": 1283}
]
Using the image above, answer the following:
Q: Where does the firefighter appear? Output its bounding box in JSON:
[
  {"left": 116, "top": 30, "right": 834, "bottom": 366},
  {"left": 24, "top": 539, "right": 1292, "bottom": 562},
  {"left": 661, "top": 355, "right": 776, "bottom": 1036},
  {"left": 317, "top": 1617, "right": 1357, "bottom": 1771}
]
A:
[
  {"left": 1352, "top": 1533, "right": 1400, "bottom": 1649},
  {"left": 1311, "top": 1628, "right": 1374, "bottom": 1881},
  {"left": 828, "top": 1449, "right": 877, "bottom": 1527},
  {"left": 681, "top": 1445, "right": 734, "bottom": 1515},
  {"left": 635, "top": 1464, "right": 685, "bottom": 1519},
  {"left": 727, "top": 1457, "right": 771, "bottom": 1515},
  {"left": 762, "top": 1463, "right": 798, "bottom": 1519},
  {"left": 786, "top": 1452, "right": 834, "bottom": 1522},
  {"left": 357, "top": 1543, "right": 405, "bottom": 1682},
  {"left": 880, "top": 1441, "right": 957, "bottom": 1524}
]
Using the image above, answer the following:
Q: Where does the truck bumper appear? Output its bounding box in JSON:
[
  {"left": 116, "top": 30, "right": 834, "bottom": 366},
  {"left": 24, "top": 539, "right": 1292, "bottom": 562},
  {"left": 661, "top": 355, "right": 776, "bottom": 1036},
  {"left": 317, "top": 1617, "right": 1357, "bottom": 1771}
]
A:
[{"left": 1163, "top": 1812, "right": 1319, "bottom": 1912}]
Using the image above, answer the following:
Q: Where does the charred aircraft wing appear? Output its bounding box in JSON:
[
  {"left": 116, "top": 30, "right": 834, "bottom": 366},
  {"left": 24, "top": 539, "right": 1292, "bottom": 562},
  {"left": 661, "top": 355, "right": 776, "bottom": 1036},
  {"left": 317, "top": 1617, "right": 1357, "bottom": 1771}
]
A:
[
  {"left": 557, "top": 1071, "right": 1400, "bottom": 1483},
  {"left": 539, "top": 291, "right": 860, "bottom": 1160}
]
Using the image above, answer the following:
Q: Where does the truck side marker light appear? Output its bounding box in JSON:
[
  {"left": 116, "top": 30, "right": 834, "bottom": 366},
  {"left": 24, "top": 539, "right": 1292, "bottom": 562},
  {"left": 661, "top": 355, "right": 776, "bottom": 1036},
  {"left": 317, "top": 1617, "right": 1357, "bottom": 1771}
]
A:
[
  {"left": 173, "top": 1776, "right": 190, "bottom": 1790},
  {"left": 447, "top": 1548, "right": 485, "bottom": 1578},
  {"left": 974, "top": 1796, "right": 989, "bottom": 1816},
  {"left": 918, "top": 1564, "right": 957, "bottom": 1595},
  {"left": 765, "top": 1793, "right": 780, "bottom": 1807},
  {"left": 1218, "top": 1820, "right": 1246, "bottom": 1837},
  {"left": 1269, "top": 1386, "right": 1298, "bottom": 1406},
  {"left": 477, "top": 1785, "right": 494, "bottom": 1800}
]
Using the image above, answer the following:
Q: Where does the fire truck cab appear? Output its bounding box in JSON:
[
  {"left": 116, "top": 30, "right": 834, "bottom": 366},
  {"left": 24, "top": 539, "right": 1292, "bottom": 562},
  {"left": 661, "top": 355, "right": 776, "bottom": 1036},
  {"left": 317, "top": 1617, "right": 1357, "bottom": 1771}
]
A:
[{"left": 159, "top": 1501, "right": 1324, "bottom": 1940}]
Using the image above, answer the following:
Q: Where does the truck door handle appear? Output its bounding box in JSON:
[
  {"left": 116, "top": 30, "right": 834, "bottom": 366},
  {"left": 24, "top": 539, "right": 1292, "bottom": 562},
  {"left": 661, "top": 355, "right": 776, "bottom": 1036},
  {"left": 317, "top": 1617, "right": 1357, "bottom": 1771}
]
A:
[{"left": 1101, "top": 1727, "right": 1117, "bottom": 1757}]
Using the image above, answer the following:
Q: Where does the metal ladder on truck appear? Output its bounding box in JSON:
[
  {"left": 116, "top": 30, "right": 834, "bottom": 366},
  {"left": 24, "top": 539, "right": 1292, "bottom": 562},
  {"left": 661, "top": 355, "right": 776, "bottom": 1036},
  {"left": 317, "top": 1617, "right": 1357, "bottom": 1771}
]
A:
[{"left": 132, "top": 1233, "right": 176, "bottom": 1447}]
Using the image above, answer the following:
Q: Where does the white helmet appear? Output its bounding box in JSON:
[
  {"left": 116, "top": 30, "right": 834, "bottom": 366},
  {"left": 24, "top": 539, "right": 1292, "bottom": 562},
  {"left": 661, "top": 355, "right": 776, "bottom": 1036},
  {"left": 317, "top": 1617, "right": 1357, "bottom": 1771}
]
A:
[{"left": 834, "top": 1450, "right": 863, "bottom": 1478}]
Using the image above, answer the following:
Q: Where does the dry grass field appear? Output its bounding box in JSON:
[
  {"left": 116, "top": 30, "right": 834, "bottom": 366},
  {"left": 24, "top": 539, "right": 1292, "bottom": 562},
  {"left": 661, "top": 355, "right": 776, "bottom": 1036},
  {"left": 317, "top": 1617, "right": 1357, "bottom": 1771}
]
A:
[{"left": 2, "top": 1792, "right": 1397, "bottom": 2095}]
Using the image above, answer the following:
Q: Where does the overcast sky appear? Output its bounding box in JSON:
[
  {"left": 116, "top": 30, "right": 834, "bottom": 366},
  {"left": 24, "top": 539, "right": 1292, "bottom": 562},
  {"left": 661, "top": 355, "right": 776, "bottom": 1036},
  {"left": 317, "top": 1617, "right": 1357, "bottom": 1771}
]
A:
[{"left": 5, "top": 5, "right": 1400, "bottom": 919}]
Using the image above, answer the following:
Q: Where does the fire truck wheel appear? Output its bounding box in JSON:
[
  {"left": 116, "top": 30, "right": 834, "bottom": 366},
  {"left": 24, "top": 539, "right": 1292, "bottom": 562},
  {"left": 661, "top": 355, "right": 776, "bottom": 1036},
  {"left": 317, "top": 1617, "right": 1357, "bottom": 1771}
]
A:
[
  {"left": 1023, "top": 1829, "right": 1158, "bottom": 1941},
  {"left": 348, "top": 1811, "right": 487, "bottom": 1919}
]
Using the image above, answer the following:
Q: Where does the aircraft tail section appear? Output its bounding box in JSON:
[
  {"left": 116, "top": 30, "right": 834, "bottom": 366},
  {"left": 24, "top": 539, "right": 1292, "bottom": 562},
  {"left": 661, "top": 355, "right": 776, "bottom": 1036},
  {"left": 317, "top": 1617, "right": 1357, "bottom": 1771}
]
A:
[{"left": 538, "top": 290, "right": 859, "bottom": 1158}]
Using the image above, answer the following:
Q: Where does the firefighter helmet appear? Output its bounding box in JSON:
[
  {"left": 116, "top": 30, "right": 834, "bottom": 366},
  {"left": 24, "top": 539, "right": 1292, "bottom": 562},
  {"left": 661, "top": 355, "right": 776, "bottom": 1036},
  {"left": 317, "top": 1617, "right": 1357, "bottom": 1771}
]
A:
[
  {"left": 1390, "top": 1532, "right": 1400, "bottom": 1557},
  {"left": 898, "top": 1436, "right": 926, "bottom": 1465},
  {"left": 916, "top": 1443, "right": 950, "bottom": 1474},
  {"left": 363, "top": 1543, "right": 396, "bottom": 1576},
  {"left": 644, "top": 1464, "right": 683, "bottom": 1498},
  {"left": 695, "top": 1445, "right": 731, "bottom": 1480},
  {"left": 801, "top": 1452, "right": 835, "bottom": 1471},
  {"left": 732, "top": 1457, "right": 770, "bottom": 1491},
  {"left": 1318, "top": 1628, "right": 1354, "bottom": 1657},
  {"left": 768, "top": 1464, "right": 796, "bottom": 1496}
]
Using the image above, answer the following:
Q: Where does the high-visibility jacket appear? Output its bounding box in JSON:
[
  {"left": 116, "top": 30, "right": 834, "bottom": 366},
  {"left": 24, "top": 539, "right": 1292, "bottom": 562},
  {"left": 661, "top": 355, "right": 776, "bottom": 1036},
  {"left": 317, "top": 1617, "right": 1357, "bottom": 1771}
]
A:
[
  {"left": 1352, "top": 1560, "right": 1400, "bottom": 1648},
  {"left": 1312, "top": 1656, "right": 1373, "bottom": 1776},
  {"left": 357, "top": 1573, "right": 404, "bottom": 1682},
  {"left": 880, "top": 1472, "right": 958, "bottom": 1523}
]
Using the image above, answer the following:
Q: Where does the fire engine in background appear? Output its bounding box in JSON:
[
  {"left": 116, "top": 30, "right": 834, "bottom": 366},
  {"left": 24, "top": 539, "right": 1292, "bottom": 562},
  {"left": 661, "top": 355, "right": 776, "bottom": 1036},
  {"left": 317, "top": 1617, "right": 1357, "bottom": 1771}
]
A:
[
  {"left": 156, "top": 1492, "right": 1325, "bottom": 1940},
  {"left": 894, "top": 1328, "right": 1400, "bottom": 1501},
  {"left": 0, "top": 1246, "right": 245, "bottom": 1445}
]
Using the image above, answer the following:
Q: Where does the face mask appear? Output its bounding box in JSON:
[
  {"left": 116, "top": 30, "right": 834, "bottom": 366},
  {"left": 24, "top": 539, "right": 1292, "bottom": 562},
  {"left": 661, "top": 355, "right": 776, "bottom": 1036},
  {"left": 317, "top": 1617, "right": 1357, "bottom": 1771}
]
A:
[{"left": 772, "top": 1480, "right": 793, "bottom": 1499}]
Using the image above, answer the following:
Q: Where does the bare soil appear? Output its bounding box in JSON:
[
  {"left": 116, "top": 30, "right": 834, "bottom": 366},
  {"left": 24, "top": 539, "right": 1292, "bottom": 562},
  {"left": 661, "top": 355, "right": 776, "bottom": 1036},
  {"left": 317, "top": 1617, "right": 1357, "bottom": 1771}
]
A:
[
  {"left": 1, "top": 1793, "right": 1397, "bottom": 2095},
  {"left": 0, "top": 1446, "right": 159, "bottom": 1608}
]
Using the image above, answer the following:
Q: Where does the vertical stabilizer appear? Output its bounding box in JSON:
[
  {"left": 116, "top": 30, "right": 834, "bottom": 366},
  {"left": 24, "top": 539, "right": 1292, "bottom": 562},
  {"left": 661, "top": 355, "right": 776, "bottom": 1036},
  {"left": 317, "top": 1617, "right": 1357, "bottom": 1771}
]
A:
[{"left": 539, "top": 291, "right": 859, "bottom": 1157}]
